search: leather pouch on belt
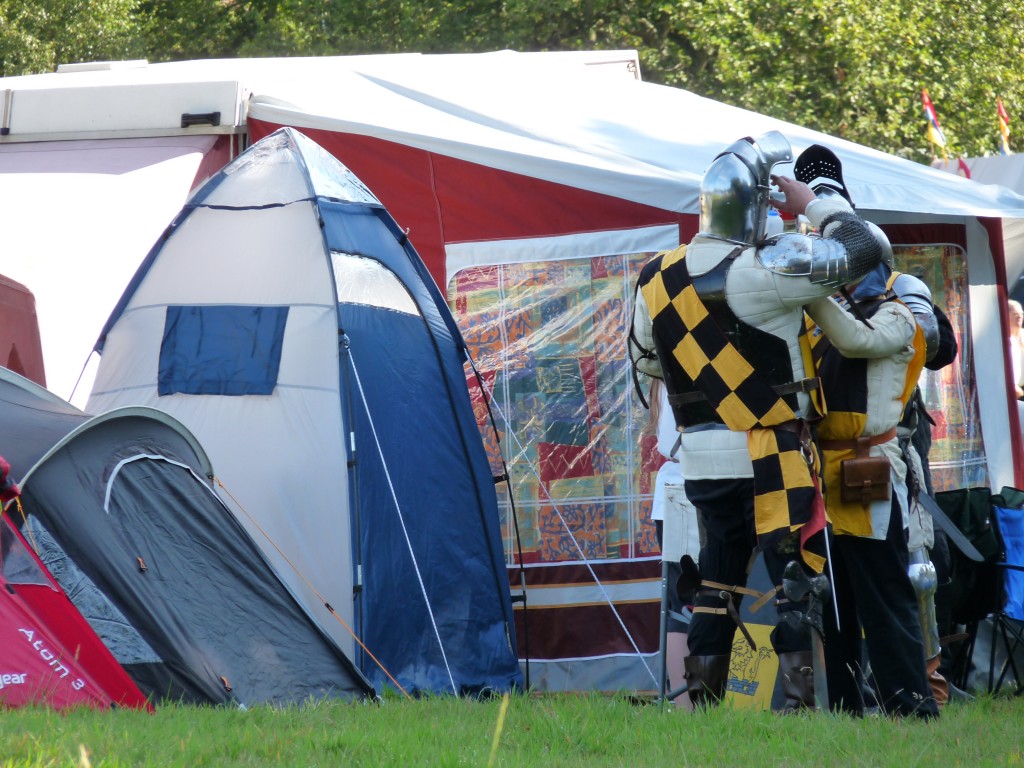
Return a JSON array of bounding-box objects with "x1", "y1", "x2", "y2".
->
[{"x1": 840, "y1": 436, "x2": 891, "y2": 507}]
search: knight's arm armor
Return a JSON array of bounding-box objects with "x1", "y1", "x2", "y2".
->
[
  {"x1": 805, "y1": 295, "x2": 916, "y2": 358},
  {"x1": 756, "y1": 197, "x2": 883, "y2": 291},
  {"x1": 890, "y1": 272, "x2": 940, "y2": 362},
  {"x1": 629, "y1": 288, "x2": 663, "y2": 379}
]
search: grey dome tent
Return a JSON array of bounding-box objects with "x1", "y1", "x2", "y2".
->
[
  {"x1": 88, "y1": 127, "x2": 523, "y2": 696},
  {"x1": 0, "y1": 367, "x2": 373, "y2": 706}
]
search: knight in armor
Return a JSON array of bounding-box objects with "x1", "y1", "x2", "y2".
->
[
  {"x1": 796, "y1": 144, "x2": 955, "y2": 713},
  {"x1": 629, "y1": 131, "x2": 884, "y2": 710},
  {"x1": 805, "y1": 282, "x2": 940, "y2": 718},
  {"x1": 863, "y1": 224, "x2": 961, "y2": 707}
]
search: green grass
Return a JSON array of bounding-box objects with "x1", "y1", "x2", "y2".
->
[{"x1": 1, "y1": 693, "x2": 1022, "y2": 767}]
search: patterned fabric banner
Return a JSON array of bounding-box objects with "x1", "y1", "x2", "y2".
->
[{"x1": 451, "y1": 253, "x2": 661, "y2": 564}]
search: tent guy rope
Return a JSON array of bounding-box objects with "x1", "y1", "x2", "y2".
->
[
  {"x1": 470, "y1": 358, "x2": 660, "y2": 689},
  {"x1": 213, "y1": 477, "x2": 412, "y2": 700},
  {"x1": 344, "y1": 334, "x2": 460, "y2": 695}
]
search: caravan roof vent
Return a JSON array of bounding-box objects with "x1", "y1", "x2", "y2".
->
[{"x1": 56, "y1": 60, "x2": 149, "y2": 74}]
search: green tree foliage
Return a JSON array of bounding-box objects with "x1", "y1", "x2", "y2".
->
[
  {"x1": 213, "y1": 0, "x2": 1024, "y2": 159},
  {"x1": 228, "y1": 1, "x2": 509, "y2": 56},
  {"x1": 132, "y1": 0, "x2": 243, "y2": 60},
  {"x1": 2, "y1": 0, "x2": 1021, "y2": 160},
  {"x1": 0, "y1": 0, "x2": 144, "y2": 77},
  {"x1": 630, "y1": 0, "x2": 1024, "y2": 161}
]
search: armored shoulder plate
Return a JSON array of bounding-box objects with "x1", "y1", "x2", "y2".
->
[
  {"x1": 890, "y1": 272, "x2": 933, "y2": 313},
  {"x1": 891, "y1": 272, "x2": 939, "y2": 360},
  {"x1": 756, "y1": 233, "x2": 850, "y2": 288}
]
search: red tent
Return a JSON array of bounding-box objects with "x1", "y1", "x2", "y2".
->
[
  {"x1": 0, "y1": 274, "x2": 45, "y2": 387},
  {"x1": 1, "y1": 511, "x2": 151, "y2": 710}
]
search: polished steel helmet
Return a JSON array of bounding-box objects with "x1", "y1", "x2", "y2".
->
[{"x1": 698, "y1": 130, "x2": 793, "y2": 245}]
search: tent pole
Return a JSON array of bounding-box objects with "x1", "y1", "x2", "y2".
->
[{"x1": 658, "y1": 560, "x2": 670, "y2": 708}]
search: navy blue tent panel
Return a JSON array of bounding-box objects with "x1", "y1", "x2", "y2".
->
[
  {"x1": 342, "y1": 303, "x2": 519, "y2": 694},
  {"x1": 159, "y1": 305, "x2": 288, "y2": 396},
  {"x1": 320, "y1": 200, "x2": 466, "y2": 353},
  {"x1": 322, "y1": 200, "x2": 521, "y2": 694}
]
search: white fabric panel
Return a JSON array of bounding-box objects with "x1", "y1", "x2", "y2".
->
[
  {"x1": 127, "y1": 204, "x2": 335, "y2": 307},
  {"x1": 91, "y1": 304, "x2": 340, "y2": 397},
  {"x1": 0, "y1": 136, "x2": 216, "y2": 406},
  {"x1": 88, "y1": 307, "x2": 166, "y2": 396},
  {"x1": 251, "y1": 76, "x2": 706, "y2": 217},
  {"x1": 246, "y1": 57, "x2": 1024, "y2": 218},
  {"x1": 520, "y1": 578, "x2": 658, "y2": 609},
  {"x1": 201, "y1": 142, "x2": 312, "y2": 206},
  {"x1": 275, "y1": 307, "x2": 345, "y2": 389},
  {"x1": 89, "y1": 305, "x2": 352, "y2": 653},
  {"x1": 965, "y1": 219, "x2": 1015, "y2": 491},
  {"x1": 936, "y1": 155, "x2": 1024, "y2": 196},
  {"x1": 1005, "y1": 218, "x2": 1024, "y2": 286},
  {"x1": 934, "y1": 156, "x2": 1024, "y2": 285}
]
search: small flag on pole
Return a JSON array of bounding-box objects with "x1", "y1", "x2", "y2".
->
[
  {"x1": 998, "y1": 98, "x2": 1012, "y2": 155},
  {"x1": 921, "y1": 89, "x2": 948, "y2": 159}
]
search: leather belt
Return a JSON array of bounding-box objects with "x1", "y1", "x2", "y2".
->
[
  {"x1": 771, "y1": 419, "x2": 808, "y2": 435},
  {"x1": 819, "y1": 426, "x2": 898, "y2": 452},
  {"x1": 668, "y1": 377, "x2": 820, "y2": 406}
]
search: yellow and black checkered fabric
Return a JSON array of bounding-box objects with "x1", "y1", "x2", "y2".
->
[
  {"x1": 805, "y1": 297, "x2": 927, "y2": 538},
  {"x1": 747, "y1": 426, "x2": 826, "y2": 573},
  {"x1": 640, "y1": 246, "x2": 798, "y2": 432},
  {"x1": 640, "y1": 245, "x2": 827, "y2": 572}
]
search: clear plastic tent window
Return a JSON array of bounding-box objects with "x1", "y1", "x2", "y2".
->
[
  {"x1": 449, "y1": 243, "x2": 986, "y2": 564},
  {"x1": 218, "y1": 129, "x2": 379, "y2": 206},
  {"x1": 1, "y1": 514, "x2": 50, "y2": 587},
  {"x1": 293, "y1": 131, "x2": 379, "y2": 205},
  {"x1": 331, "y1": 252, "x2": 419, "y2": 316},
  {"x1": 449, "y1": 253, "x2": 660, "y2": 564},
  {"x1": 892, "y1": 243, "x2": 988, "y2": 491}
]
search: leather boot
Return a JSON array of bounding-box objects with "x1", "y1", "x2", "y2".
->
[
  {"x1": 926, "y1": 654, "x2": 949, "y2": 708},
  {"x1": 776, "y1": 651, "x2": 815, "y2": 710},
  {"x1": 684, "y1": 654, "x2": 730, "y2": 709}
]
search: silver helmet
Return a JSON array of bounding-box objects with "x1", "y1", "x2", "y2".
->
[{"x1": 698, "y1": 130, "x2": 793, "y2": 246}]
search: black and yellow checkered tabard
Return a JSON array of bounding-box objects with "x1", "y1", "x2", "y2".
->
[
  {"x1": 639, "y1": 244, "x2": 827, "y2": 572},
  {"x1": 805, "y1": 296, "x2": 927, "y2": 537}
]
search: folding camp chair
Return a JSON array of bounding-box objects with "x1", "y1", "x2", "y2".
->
[
  {"x1": 943, "y1": 487, "x2": 1024, "y2": 695},
  {"x1": 983, "y1": 497, "x2": 1024, "y2": 695}
]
